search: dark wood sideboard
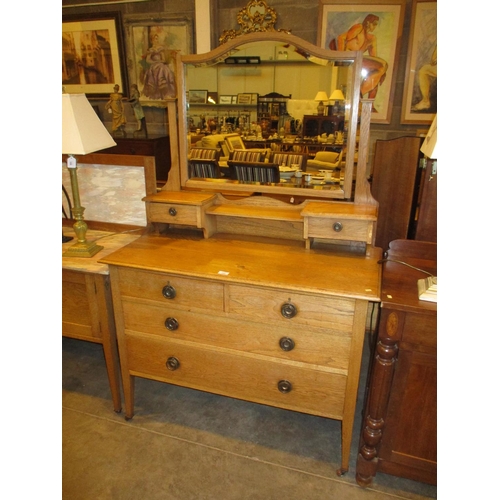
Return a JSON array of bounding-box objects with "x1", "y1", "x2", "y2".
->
[
  {"x1": 101, "y1": 135, "x2": 171, "y2": 184},
  {"x1": 356, "y1": 239, "x2": 437, "y2": 486}
]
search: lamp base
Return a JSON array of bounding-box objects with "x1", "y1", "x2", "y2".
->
[{"x1": 63, "y1": 240, "x2": 104, "y2": 258}]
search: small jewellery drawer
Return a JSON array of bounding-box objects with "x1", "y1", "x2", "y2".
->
[
  {"x1": 121, "y1": 301, "x2": 352, "y2": 370},
  {"x1": 125, "y1": 332, "x2": 347, "y2": 419},
  {"x1": 147, "y1": 202, "x2": 200, "y2": 226},
  {"x1": 306, "y1": 217, "x2": 373, "y2": 243},
  {"x1": 227, "y1": 284, "x2": 355, "y2": 333},
  {"x1": 116, "y1": 268, "x2": 224, "y2": 311}
]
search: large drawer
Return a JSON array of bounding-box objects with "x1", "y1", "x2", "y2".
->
[
  {"x1": 122, "y1": 299, "x2": 352, "y2": 371},
  {"x1": 227, "y1": 284, "x2": 355, "y2": 332},
  {"x1": 125, "y1": 332, "x2": 347, "y2": 419},
  {"x1": 116, "y1": 267, "x2": 224, "y2": 312}
]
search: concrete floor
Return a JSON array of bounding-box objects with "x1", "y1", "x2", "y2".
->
[{"x1": 62, "y1": 335, "x2": 437, "y2": 500}]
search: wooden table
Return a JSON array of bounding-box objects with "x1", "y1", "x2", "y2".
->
[
  {"x1": 356, "y1": 239, "x2": 437, "y2": 486},
  {"x1": 62, "y1": 229, "x2": 140, "y2": 412}
]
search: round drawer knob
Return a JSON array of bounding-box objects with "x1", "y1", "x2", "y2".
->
[
  {"x1": 162, "y1": 284, "x2": 176, "y2": 299},
  {"x1": 277, "y1": 380, "x2": 293, "y2": 394},
  {"x1": 281, "y1": 302, "x2": 297, "y2": 319},
  {"x1": 166, "y1": 356, "x2": 180, "y2": 371},
  {"x1": 279, "y1": 337, "x2": 295, "y2": 351},
  {"x1": 164, "y1": 317, "x2": 179, "y2": 331},
  {"x1": 168, "y1": 207, "x2": 177, "y2": 216},
  {"x1": 333, "y1": 221, "x2": 343, "y2": 232}
]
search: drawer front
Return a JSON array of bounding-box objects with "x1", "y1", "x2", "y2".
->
[
  {"x1": 307, "y1": 217, "x2": 372, "y2": 243},
  {"x1": 227, "y1": 284, "x2": 355, "y2": 333},
  {"x1": 146, "y1": 202, "x2": 200, "y2": 226},
  {"x1": 125, "y1": 332, "x2": 347, "y2": 419},
  {"x1": 117, "y1": 267, "x2": 224, "y2": 312},
  {"x1": 122, "y1": 300, "x2": 352, "y2": 371}
]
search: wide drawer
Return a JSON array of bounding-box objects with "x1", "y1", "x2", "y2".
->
[
  {"x1": 306, "y1": 217, "x2": 373, "y2": 243},
  {"x1": 122, "y1": 299, "x2": 352, "y2": 371},
  {"x1": 146, "y1": 202, "x2": 201, "y2": 226},
  {"x1": 116, "y1": 267, "x2": 224, "y2": 312},
  {"x1": 227, "y1": 284, "x2": 355, "y2": 332},
  {"x1": 125, "y1": 332, "x2": 347, "y2": 419}
]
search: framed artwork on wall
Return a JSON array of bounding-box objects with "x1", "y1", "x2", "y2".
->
[
  {"x1": 188, "y1": 90, "x2": 208, "y2": 104},
  {"x1": 124, "y1": 17, "x2": 192, "y2": 103},
  {"x1": 318, "y1": 0, "x2": 405, "y2": 124},
  {"x1": 62, "y1": 12, "x2": 129, "y2": 98},
  {"x1": 400, "y1": 0, "x2": 437, "y2": 124}
]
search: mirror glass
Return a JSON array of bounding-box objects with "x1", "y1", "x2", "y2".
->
[{"x1": 178, "y1": 34, "x2": 361, "y2": 200}]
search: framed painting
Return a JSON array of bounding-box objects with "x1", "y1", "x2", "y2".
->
[
  {"x1": 219, "y1": 95, "x2": 233, "y2": 104},
  {"x1": 124, "y1": 17, "x2": 192, "y2": 102},
  {"x1": 188, "y1": 90, "x2": 208, "y2": 104},
  {"x1": 62, "y1": 12, "x2": 129, "y2": 98},
  {"x1": 318, "y1": 0, "x2": 405, "y2": 124},
  {"x1": 237, "y1": 93, "x2": 252, "y2": 105},
  {"x1": 224, "y1": 133, "x2": 246, "y2": 152},
  {"x1": 401, "y1": 0, "x2": 437, "y2": 124}
]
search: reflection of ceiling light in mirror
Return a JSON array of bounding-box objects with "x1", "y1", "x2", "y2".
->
[
  {"x1": 208, "y1": 97, "x2": 216, "y2": 104},
  {"x1": 361, "y1": 68, "x2": 368, "y2": 78}
]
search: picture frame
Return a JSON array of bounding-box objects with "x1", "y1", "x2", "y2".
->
[
  {"x1": 188, "y1": 90, "x2": 208, "y2": 104},
  {"x1": 400, "y1": 0, "x2": 437, "y2": 124},
  {"x1": 250, "y1": 93, "x2": 259, "y2": 105},
  {"x1": 124, "y1": 16, "x2": 192, "y2": 102},
  {"x1": 219, "y1": 95, "x2": 233, "y2": 105},
  {"x1": 219, "y1": 141, "x2": 230, "y2": 158},
  {"x1": 208, "y1": 92, "x2": 218, "y2": 104},
  {"x1": 231, "y1": 96, "x2": 238, "y2": 104},
  {"x1": 237, "y1": 93, "x2": 252, "y2": 105},
  {"x1": 62, "y1": 12, "x2": 129, "y2": 98},
  {"x1": 318, "y1": 0, "x2": 405, "y2": 124},
  {"x1": 224, "y1": 133, "x2": 246, "y2": 152}
]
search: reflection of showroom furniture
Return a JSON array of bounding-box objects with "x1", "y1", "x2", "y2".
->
[
  {"x1": 229, "y1": 149, "x2": 267, "y2": 162},
  {"x1": 189, "y1": 147, "x2": 220, "y2": 160},
  {"x1": 306, "y1": 150, "x2": 342, "y2": 171},
  {"x1": 269, "y1": 152, "x2": 308, "y2": 170},
  {"x1": 228, "y1": 160, "x2": 280, "y2": 183},
  {"x1": 302, "y1": 114, "x2": 344, "y2": 137},
  {"x1": 356, "y1": 239, "x2": 437, "y2": 487},
  {"x1": 257, "y1": 92, "x2": 291, "y2": 132},
  {"x1": 188, "y1": 159, "x2": 221, "y2": 179}
]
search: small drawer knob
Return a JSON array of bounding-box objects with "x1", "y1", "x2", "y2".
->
[
  {"x1": 162, "y1": 284, "x2": 176, "y2": 299},
  {"x1": 333, "y1": 221, "x2": 343, "y2": 232},
  {"x1": 164, "y1": 317, "x2": 179, "y2": 331},
  {"x1": 279, "y1": 337, "x2": 295, "y2": 351},
  {"x1": 168, "y1": 207, "x2": 177, "y2": 216},
  {"x1": 277, "y1": 380, "x2": 293, "y2": 394},
  {"x1": 166, "y1": 356, "x2": 180, "y2": 371},
  {"x1": 281, "y1": 302, "x2": 297, "y2": 319}
]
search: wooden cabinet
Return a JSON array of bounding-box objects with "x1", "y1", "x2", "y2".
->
[
  {"x1": 102, "y1": 234, "x2": 382, "y2": 475},
  {"x1": 356, "y1": 239, "x2": 437, "y2": 486},
  {"x1": 303, "y1": 114, "x2": 344, "y2": 137},
  {"x1": 101, "y1": 135, "x2": 171, "y2": 183}
]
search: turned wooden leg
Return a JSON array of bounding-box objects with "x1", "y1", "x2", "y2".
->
[{"x1": 356, "y1": 310, "x2": 400, "y2": 486}]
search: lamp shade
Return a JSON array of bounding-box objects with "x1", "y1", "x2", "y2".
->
[
  {"x1": 420, "y1": 114, "x2": 437, "y2": 159},
  {"x1": 62, "y1": 93, "x2": 116, "y2": 155},
  {"x1": 314, "y1": 91, "x2": 329, "y2": 102},
  {"x1": 329, "y1": 89, "x2": 345, "y2": 101}
]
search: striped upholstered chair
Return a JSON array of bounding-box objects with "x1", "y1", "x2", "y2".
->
[
  {"x1": 269, "y1": 152, "x2": 308, "y2": 171},
  {"x1": 228, "y1": 149, "x2": 266, "y2": 162}
]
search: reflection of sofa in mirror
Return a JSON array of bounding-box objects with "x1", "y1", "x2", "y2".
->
[
  {"x1": 306, "y1": 150, "x2": 342, "y2": 171},
  {"x1": 188, "y1": 159, "x2": 221, "y2": 179},
  {"x1": 228, "y1": 161, "x2": 280, "y2": 183},
  {"x1": 229, "y1": 149, "x2": 267, "y2": 162},
  {"x1": 269, "y1": 151, "x2": 308, "y2": 171}
]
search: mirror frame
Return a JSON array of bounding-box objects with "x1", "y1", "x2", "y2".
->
[{"x1": 176, "y1": 31, "x2": 364, "y2": 201}]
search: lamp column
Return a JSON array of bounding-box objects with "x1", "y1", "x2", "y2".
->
[{"x1": 63, "y1": 155, "x2": 103, "y2": 258}]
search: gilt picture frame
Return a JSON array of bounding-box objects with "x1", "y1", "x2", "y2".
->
[
  {"x1": 124, "y1": 16, "x2": 192, "y2": 103},
  {"x1": 400, "y1": 0, "x2": 437, "y2": 124},
  {"x1": 62, "y1": 12, "x2": 129, "y2": 98},
  {"x1": 318, "y1": 0, "x2": 405, "y2": 124}
]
